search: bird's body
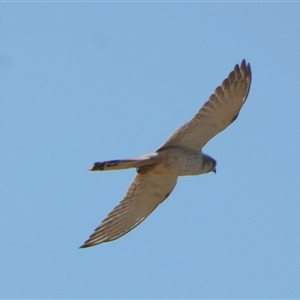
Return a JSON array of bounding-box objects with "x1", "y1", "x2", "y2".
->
[
  {"x1": 91, "y1": 147, "x2": 215, "y2": 176},
  {"x1": 80, "y1": 59, "x2": 252, "y2": 248},
  {"x1": 150, "y1": 147, "x2": 215, "y2": 176}
]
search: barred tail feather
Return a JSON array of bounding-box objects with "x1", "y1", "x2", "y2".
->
[{"x1": 88, "y1": 156, "x2": 155, "y2": 172}]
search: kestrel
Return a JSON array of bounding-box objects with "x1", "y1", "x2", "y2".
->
[{"x1": 80, "y1": 59, "x2": 252, "y2": 248}]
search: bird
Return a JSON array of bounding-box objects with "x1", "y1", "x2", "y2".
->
[{"x1": 80, "y1": 59, "x2": 252, "y2": 248}]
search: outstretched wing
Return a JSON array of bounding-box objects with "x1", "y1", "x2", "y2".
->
[
  {"x1": 158, "y1": 60, "x2": 252, "y2": 151},
  {"x1": 80, "y1": 173, "x2": 177, "y2": 248}
]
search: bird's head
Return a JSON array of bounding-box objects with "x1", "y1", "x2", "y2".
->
[{"x1": 202, "y1": 154, "x2": 217, "y2": 174}]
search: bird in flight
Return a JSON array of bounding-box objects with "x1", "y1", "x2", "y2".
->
[{"x1": 80, "y1": 59, "x2": 252, "y2": 248}]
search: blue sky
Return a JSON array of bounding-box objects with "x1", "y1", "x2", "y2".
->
[{"x1": 1, "y1": 2, "x2": 300, "y2": 298}]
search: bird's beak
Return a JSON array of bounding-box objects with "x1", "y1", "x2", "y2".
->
[{"x1": 212, "y1": 167, "x2": 216, "y2": 174}]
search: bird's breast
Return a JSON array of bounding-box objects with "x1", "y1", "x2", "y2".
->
[{"x1": 152, "y1": 147, "x2": 204, "y2": 176}]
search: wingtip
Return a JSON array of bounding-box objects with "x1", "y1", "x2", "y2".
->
[
  {"x1": 241, "y1": 59, "x2": 252, "y2": 97},
  {"x1": 238, "y1": 59, "x2": 252, "y2": 88},
  {"x1": 247, "y1": 61, "x2": 252, "y2": 78},
  {"x1": 79, "y1": 240, "x2": 93, "y2": 249},
  {"x1": 240, "y1": 59, "x2": 251, "y2": 77},
  {"x1": 239, "y1": 59, "x2": 247, "y2": 72},
  {"x1": 79, "y1": 241, "x2": 100, "y2": 249}
]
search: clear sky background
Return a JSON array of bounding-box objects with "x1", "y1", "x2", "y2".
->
[{"x1": 1, "y1": 2, "x2": 300, "y2": 299}]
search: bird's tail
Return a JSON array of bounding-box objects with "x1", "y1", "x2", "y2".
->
[{"x1": 88, "y1": 154, "x2": 156, "y2": 172}]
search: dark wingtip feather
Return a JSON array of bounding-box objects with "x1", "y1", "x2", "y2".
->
[
  {"x1": 247, "y1": 62, "x2": 252, "y2": 79},
  {"x1": 79, "y1": 239, "x2": 95, "y2": 249},
  {"x1": 241, "y1": 59, "x2": 252, "y2": 99},
  {"x1": 80, "y1": 240, "x2": 101, "y2": 249}
]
